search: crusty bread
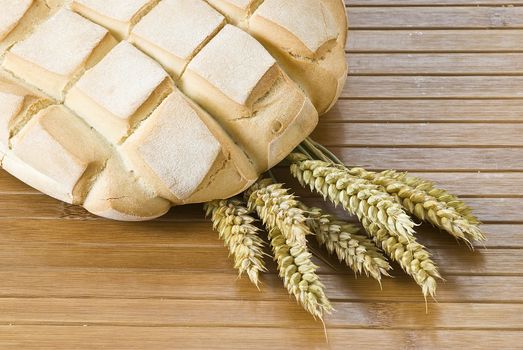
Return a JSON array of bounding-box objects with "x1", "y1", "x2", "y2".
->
[
  {"x1": 0, "y1": 0, "x2": 33, "y2": 40},
  {"x1": 209, "y1": 0, "x2": 348, "y2": 114},
  {"x1": 0, "y1": 0, "x2": 347, "y2": 221}
]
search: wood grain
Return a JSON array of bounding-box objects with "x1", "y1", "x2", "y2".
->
[
  {"x1": 347, "y1": 0, "x2": 523, "y2": 5},
  {"x1": 325, "y1": 99, "x2": 523, "y2": 122},
  {"x1": 342, "y1": 76, "x2": 523, "y2": 98},
  {"x1": 0, "y1": 244, "x2": 517, "y2": 276},
  {"x1": 2, "y1": 327, "x2": 522, "y2": 350},
  {"x1": 313, "y1": 123, "x2": 523, "y2": 146},
  {"x1": 0, "y1": 270, "x2": 521, "y2": 302},
  {"x1": 348, "y1": 53, "x2": 523, "y2": 75},
  {"x1": 348, "y1": 7, "x2": 523, "y2": 29},
  {"x1": 330, "y1": 147, "x2": 523, "y2": 171},
  {"x1": 0, "y1": 2, "x2": 521, "y2": 349},
  {"x1": 347, "y1": 30, "x2": 523, "y2": 52},
  {"x1": 0, "y1": 298, "x2": 521, "y2": 329}
]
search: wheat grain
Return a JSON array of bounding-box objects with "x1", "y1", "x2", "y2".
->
[
  {"x1": 288, "y1": 155, "x2": 417, "y2": 241},
  {"x1": 361, "y1": 217, "x2": 441, "y2": 298},
  {"x1": 204, "y1": 199, "x2": 267, "y2": 287},
  {"x1": 382, "y1": 170, "x2": 480, "y2": 225},
  {"x1": 302, "y1": 138, "x2": 479, "y2": 225},
  {"x1": 246, "y1": 179, "x2": 333, "y2": 318},
  {"x1": 269, "y1": 226, "x2": 333, "y2": 319},
  {"x1": 347, "y1": 168, "x2": 485, "y2": 243},
  {"x1": 305, "y1": 206, "x2": 391, "y2": 282},
  {"x1": 246, "y1": 178, "x2": 312, "y2": 246}
]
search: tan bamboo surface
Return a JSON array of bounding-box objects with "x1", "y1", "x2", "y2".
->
[{"x1": 1, "y1": 1, "x2": 523, "y2": 349}]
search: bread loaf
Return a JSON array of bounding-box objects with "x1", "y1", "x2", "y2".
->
[{"x1": 0, "y1": 0, "x2": 347, "y2": 221}]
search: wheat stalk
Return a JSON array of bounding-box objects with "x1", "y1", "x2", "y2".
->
[
  {"x1": 361, "y1": 217, "x2": 441, "y2": 298},
  {"x1": 288, "y1": 154, "x2": 417, "y2": 241},
  {"x1": 246, "y1": 178, "x2": 333, "y2": 318},
  {"x1": 269, "y1": 226, "x2": 333, "y2": 319},
  {"x1": 347, "y1": 168, "x2": 485, "y2": 244},
  {"x1": 246, "y1": 178, "x2": 311, "y2": 246},
  {"x1": 304, "y1": 206, "x2": 391, "y2": 283},
  {"x1": 287, "y1": 149, "x2": 440, "y2": 297},
  {"x1": 204, "y1": 199, "x2": 267, "y2": 287},
  {"x1": 302, "y1": 137, "x2": 480, "y2": 227}
]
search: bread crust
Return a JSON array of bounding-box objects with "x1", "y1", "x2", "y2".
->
[{"x1": 0, "y1": 0, "x2": 347, "y2": 221}]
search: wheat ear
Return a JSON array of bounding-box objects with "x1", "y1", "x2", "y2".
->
[
  {"x1": 304, "y1": 206, "x2": 391, "y2": 283},
  {"x1": 288, "y1": 154, "x2": 417, "y2": 241},
  {"x1": 269, "y1": 226, "x2": 334, "y2": 319},
  {"x1": 361, "y1": 217, "x2": 441, "y2": 298},
  {"x1": 204, "y1": 199, "x2": 267, "y2": 287},
  {"x1": 302, "y1": 137, "x2": 479, "y2": 224},
  {"x1": 246, "y1": 178, "x2": 312, "y2": 246},
  {"x1": 347, "y1": 168, "x2": 485, "y2": 244},
  {"x1": 381, "y1": 170, "x2": 480, "y2": 225},
  {"x1": 246, "y1": 179, "x2": 333, "y2": 319}
]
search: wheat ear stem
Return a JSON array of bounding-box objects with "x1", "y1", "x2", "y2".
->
[
  {"x1": 347, "y1": 168, "x2": 485, "y2": 244},
  {"x1": 288, "y1": 155, "x2": 417, "y2": 241},
  {"x1": 305, "y1": 206, "x2": 391, "y2": 283},
  {"x1": 381, "y1": 170, "x2": 480, "y2": 225},
  {"x1": 246, "y1": 178, "x2": 312, "y2": 246},
  {"x1": 204, "y1": 199, "x2": 267, "y2": 287},
  {"x1": 304, "y1": 137, "x2": 479, "y2": 227},
  {"x1": 246, "y1": 179, "x2": 333, "y2": 319},
  {"x1": 361, "y1": 217, "x2": 441, "y2": 299},
  {"x1": 269, "y1": 226, "x2": 334, "y2": 319}
]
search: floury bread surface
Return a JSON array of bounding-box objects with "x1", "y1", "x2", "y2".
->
[{"x1": 0, "y1": 0, "x2": 348, "y2": 221}]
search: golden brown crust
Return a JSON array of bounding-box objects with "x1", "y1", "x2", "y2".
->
[{"x1": 0, "y1": 0, "x2": 346, "y2": 221}]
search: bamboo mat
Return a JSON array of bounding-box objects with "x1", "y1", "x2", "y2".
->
[{"x1": 1, "y1": 1, "x2": 522, "y2": 349}]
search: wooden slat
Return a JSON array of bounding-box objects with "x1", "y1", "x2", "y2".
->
[
  {"x1": 0, "y1": 269, "x2": 521, "y2": 303},
  {"x1": 342, "y1": 76, "x2": 523, "y2": 98},
  {"x1": 411, "y1": 172, "x2": 523, "y2": 197},
  {"x1": 0, "y1": 298, "x2": 520, "y2": 329},
  {"x1": 1, "y1": 217, "x2": 522, "y2": 250},
  {"x1": 0, "y1": 237, "x2": 519, "y2": 276},
  {"x1": 313, "y1": 123, "x2": 523, "y2": 147},
  {"x1": 329, "y1": 302, "x2": 523, "y2": 329},
  {"x1": 348, "y1": 53, "x2": 523, "y2": 75},
  {"x1": 348, "y1": 7, "x2": 523, "y2": 29},
  {"x1": 2, "y1": 326, "x2": 523, "y2": 350},
  {"x1": 0, "y1": 172, "x2": 39, "y2": 194},
  {"x1": 430, "y1": 247, "x2": 523, "y2": 275},
  {"x1": 461, "y1": 198, "x2": 523, "y2": 222},
  {"x1": 347, "y1": 0, "x2": 523, "y2": 5},
  {"x1": 324, "y1": 99, "x2": 523, "y2": 122},
  {"x1": 0, "y1": 244, "x2": 237, "y2": 271},
  {"x1": 347, "y1": 30, "x2": 523, "y2": 52},
  {"x1": 331, "y1": 147, "x2": 523, "y2": 171},
  {"x1": 0, "y1": 220, "x2": 219, "y2": 246}
]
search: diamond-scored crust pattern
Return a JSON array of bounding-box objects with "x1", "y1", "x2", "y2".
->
[{"x1": 0, "y1": 0, "x2": 347, "y2": 221}]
